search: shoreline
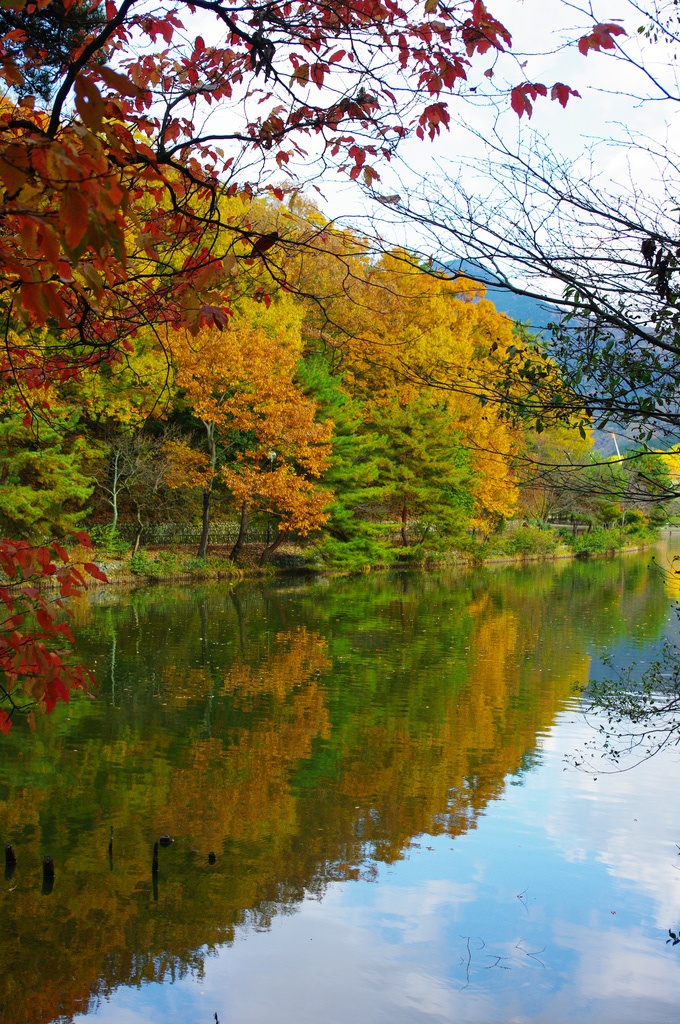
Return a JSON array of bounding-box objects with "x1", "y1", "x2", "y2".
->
[{"x1": 74, "y1": 537, "x2": 662, "y2": 590}]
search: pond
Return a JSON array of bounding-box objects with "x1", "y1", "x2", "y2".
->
[{"x1": 1, "y1": 546, "x2": 680, "y2": 1024}]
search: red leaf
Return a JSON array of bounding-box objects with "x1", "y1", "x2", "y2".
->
[
  {"x1": 98, "y1": 65, "x2": 142, "y2": 99},
  {"x1": 74, "y1": 75, "x2": 105, "y2": 131},
  {"x1": 551, "y1": 82, "x2": 581, "y2": 107},
  {"x1": 74, "y1": 531, "x2": 93, "y2": 548},
  {"x1": 578, "y1": 22, "x2": 626, "y2": 55},
  {"x1": 0, "y1": 710, "x2": 11, "y2": 737},
  {"x1": 36, "y1": 608, "x2": 53, "y2": 631},
  {"x1": 60, "y1": 189, "x2": 90, "y2": 249},
  {"x1": 84, "y1": 562, "x2": 108, "y2": 582},
  {"x1": 51, "y1": 543, "x2": 68, "y2": 562}
]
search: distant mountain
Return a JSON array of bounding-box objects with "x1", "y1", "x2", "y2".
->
[
  {"x1": 442, "y1": 263, "x2": 680, "y2": 455},
  {"x1": 446, "y1": 259, "x2": 558, "y2": 332}
]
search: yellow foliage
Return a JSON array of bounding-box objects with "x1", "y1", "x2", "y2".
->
[
  {"x1": 169, "y1": 293, "x2": 333, "y2": 531},
  {"x1": 338, "y1": 252, "x2": 523, "y2": 526},
  {"x1": 163, "y1": 440, "x2": 214, "y2": 489}
]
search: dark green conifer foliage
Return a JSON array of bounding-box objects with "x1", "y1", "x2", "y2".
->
[
  {"x1": 371, "y1": 395, "x2": 475, "y2": 547},
  {"x1": 1, "y1": 1, "x2": 105, "y2": 100},
  {"x1": 297, "y1": 357, "x2": 393, "y2": 570},
  {"x1": 0, "y1": 408, "x2": 93, "y2": 539}
]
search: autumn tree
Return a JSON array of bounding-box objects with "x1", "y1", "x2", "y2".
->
[
  {"x1": 169, "y1": 296, "x2": 332, "y2": 560},
  {"x1": 335, "y1": 253, "x2": 522, "y2": 530}
]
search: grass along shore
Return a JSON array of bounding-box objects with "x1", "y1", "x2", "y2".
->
[{"x1": 76, "y1": 522, "x2": 662, "y2": 584}]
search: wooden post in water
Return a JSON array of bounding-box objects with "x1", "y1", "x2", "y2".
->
[
  {"x1": 42, "y1": 855, "x2": 54, "y2": 895},
  {"x1": 5, "y1": 843, "x2": 16, "y2": 880},
  {"x1": 151, "y1": 841, "x2": 159, "y2": 902}
]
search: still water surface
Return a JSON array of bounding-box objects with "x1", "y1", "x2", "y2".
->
[{"x1": 1, "y1": 548, "x2": 680, "y2": 1024}]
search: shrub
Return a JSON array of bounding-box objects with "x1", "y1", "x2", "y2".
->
[
  {"x1": 569, "y1": 525, "x2": 655, "y2": 558},
  {"x1": 128, "y1": 551, "x2": 155, "y2": 575},
  {"x1": 485, "y1": 525, "x2": 559, "y2": 558},
  {"x1": 153, "y1": 551, "x2": 181, "y2": 575},
  {"x1": 89, "y1": 525, "x2": 129, "y2": 558},
  {"x1": 317, "y1": 535, "x2": 393, "y2": 573},
  {"x1": 185, "y1": 556, "x2": 209, "y2": 573}
]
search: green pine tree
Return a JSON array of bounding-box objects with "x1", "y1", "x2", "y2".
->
[
  {"x1": 297, "y1": 356, "x2": 393, "y2": 570},
  {"x1": 371, "y1": 394, "x2": 475, "y2": 549},
  {"x1": 0, "y1": 408, "x2": 94, "y2": 540}
]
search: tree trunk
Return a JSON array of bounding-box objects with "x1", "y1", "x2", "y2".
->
[
  {"x1": 132, "y1": 505, "x2": 143, "y2": 555},
  {"x1": 198, "y1": 487, "x2": 211, "y2": 557},
  {"x1": 198, "y1": 419, "x2": 217, "y2": 558},
  {"x1": 401, "y1": 502, "x2": 408, "y2": 546},
  {"x1": 111, "y1": 449, "x2": 120, "y2": 531},
  {"x1": 258, "y1": 528, "x2": 288, "y2": 565},
  {"x1": 229, "y1": 501, "x2": 248, "y2": 561}
]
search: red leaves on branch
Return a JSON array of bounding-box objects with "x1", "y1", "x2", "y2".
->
[
  {"x1": 511, "y1": 81, "x2": 580, "y2": 118},
  {"x1": 0, "y1": 538, "x2": 107, "y2": 735},
  {"x1": 0, "y1": 0, "x2": 604, "y2": 368},
  {"x1": 578, "y1": 23, "x2": 626, "y2": 55},
  {"x1": 510, "y1": 83, "x2": 545, "y2": 118},
  {"x1": 461, "y1": 0, "x2": 512, "y2": 56},
  {"x1": 551, "y1": 82, "x2": 581, "y2": 108},
  {"x1": 416, "y1": 102, "x2": 451, "y2": 140}
]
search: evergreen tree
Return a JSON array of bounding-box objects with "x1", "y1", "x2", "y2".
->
[
  {"x1": 371, "y1": 395, "x2": 475, "y2": 547},
  {"x1": 0, "y1": 408, "x2": 93, "y2": 540},
  {"x1": 1, "y1": 1, "x2": 105, "y2": 101},
  {"x1": 297, "y1": 357, "x2": 392, "y2": 570}
]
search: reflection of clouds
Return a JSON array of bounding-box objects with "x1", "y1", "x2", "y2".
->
[
  {"x1": 77, "y1": 706, "x2": 680, "y2": 1024},
  {"x1": 540, "y1": 714, "x2": 680, "y2": 925},
  {"x1": 552, "y1": 920, "x2": 679, "y2": 1022},
  {"x1": 196, "y1": 892, "x2": 504, "y2": 1024},
  {"x1": 79, "y1": 997, "x2": 168, "y2": 1023},
  {"x1": 372, "y1": 879, "x2": 477, "y2": 943},
  {"x1": 398, "y1": 969, "x2": 457, "y2": 1018}
]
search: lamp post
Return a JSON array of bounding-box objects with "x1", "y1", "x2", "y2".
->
[{"x1": 266, "y1": 450, "x2": 276, "y2": 545}]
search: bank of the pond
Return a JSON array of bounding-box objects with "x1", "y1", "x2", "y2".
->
[{"x1": 80, "y1": 524, "x2": 664, "y2": 586}]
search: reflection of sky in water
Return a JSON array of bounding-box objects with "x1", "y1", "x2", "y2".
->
[
  {"x1": 0, "y1": 541, "x2": 671, "y2": 1024},
  {"x1": 82, "y1": 702, "x2": 680, "y2": 1024}
]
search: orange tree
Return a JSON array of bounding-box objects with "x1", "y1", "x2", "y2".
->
[
  {"x1": 168, "y1": 296, "x2": 332, "y2": 561},
  {"x1": 0, "y1": 0, "x2": 608, "y2": 730}
]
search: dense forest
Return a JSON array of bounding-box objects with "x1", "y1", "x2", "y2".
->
[{"x1": 1, "y1": 198, "x2": 674, "y2": 575}]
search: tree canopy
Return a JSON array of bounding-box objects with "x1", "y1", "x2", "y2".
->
[{"x1": 0, "y1": 0, "x2": 628, "y2": 731}]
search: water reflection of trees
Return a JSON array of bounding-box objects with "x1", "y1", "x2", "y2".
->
[{"x1": 0, "y1": 555, "x2": 668, "y2": 1024}]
